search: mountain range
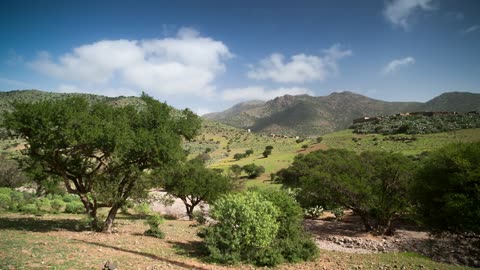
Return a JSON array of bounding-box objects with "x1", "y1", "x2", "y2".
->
[{"x1": 204, "y1": 91, "x2": 480, "y2": 136}]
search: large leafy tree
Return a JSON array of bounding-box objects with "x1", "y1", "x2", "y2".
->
[
  {"x1": 2, "y1": 94, "x2": 200, "y2": 232},
  {"x1": 277, "y1": 149, "x2": 415, "y2": 234},
  {"x1": 160, "y1": 159, "x2": 233, "y2": 219},
  {"x1": 414, "y1": 142, "x2": 480, "y2": 237}
]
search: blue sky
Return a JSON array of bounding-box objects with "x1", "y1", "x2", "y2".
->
[{"x1": 1, "y1": 0, "x2": 479, "y2": 114}]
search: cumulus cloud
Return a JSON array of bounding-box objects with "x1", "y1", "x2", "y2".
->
[
  {"x1": 383, "y1": 0, "x2": 434, "y2": 30},
  {"x1": 382, "y1": 56, "x2": 415, "y2": 74},
  {"x1": 28, "y1": 27, "x2": 232, "y2": 97},
  {"x1": 462, "y1": 25, "x2": 480, "y2": 35},
  {"x1": 194, "y1": 107, "x2": 212, "y2": 116},
  {"x1": 247, "y1": 44, "x2": 352, "y2": 83},
  {"x1": 221, "y1": 86, "x2": 313, "y2": 102}
]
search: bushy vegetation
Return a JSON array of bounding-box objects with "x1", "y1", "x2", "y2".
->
[
  {"x1": 3, "y1": 93, "x2": 201, "y2": 232},
  {"x1": 351, "y1": 113, "x2": 480, "y2": 135},
  {"x1": 160, "y1": 159, "x2": 233, "y2": 219},
  {"x1": 0, "y1": 188, "x2": 83, "y2": 215},
  {"x1": 277, "y1": 149, "x2": 416, "y2": 234},
  {"x1": 413, "y1": 141, "x2": 480, "y2": 236},
  {"x1": 200, "y1": 190, "x2": 318, "y2": 267},
  {"x1": 144, "y1": 213, "x2": 165, "y2": 239},
  {"x1": 242, "y1": 163, "x2": 265, "y2": 179}
]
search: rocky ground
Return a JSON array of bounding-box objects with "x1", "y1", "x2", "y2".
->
[
  {"x1": 305, "y1": 216, "x2": 480, "y2": 268},
  {"x1": 148, "y1": 193, "x2": 479, "y2": 268}
]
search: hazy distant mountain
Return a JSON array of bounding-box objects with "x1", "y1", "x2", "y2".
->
[{"x1": 203, "y1": 91, "x2": 480, "y2": 136}]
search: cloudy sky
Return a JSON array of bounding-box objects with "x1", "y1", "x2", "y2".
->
[{"x1": 1, "y1": 0, "x2": 479, "y2": 115}]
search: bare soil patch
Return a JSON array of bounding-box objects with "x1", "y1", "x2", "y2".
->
[{"x1": 305, "y1": 212, "x2": 480, "y2": 268}]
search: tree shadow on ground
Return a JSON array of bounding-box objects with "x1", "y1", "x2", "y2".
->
[
  {"x1": 167, "y1": 240, "x2": 207, "y2": 259},
  {"x1": 76, "y1": 239, "x2": 210, "y2": 270},
  {"x1": 0, "y1": 215, "x2": 88, "y2": 232}
]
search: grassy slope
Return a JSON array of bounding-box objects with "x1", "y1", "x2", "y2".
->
[{"x1": 194, "y1": 121, "x2": 480, "y2": 188}]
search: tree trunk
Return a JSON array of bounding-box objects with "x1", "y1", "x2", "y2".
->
[
  {"x1": 79, "y1": 194, "x2": 99, "y2": 231},
  {"x1": 355, "y1": 210, "x2": 373, "y2": 232},
  {"x1": 103, "y1": 204, "x2": 120, "y2": 233},
  {"x1": 185, "y1": 204, "x2": 194, "y2": 220}
]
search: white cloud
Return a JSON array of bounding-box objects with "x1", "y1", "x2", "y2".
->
[
  {"x1": 28, "y1": 27, "x2": 232, "y2": 98},
  {"x1": 383, "y1": 0, "x2": 434, "y2": 30},
  {"x1": 382, "y1": 56, "x2": 415, "y2": 74},
  {"x1": 462, "y1": 25, "x2": 480, "y2": 34},
  {"x1": 247, "y1": 44, "x2": 352, "y2": 83},
  {"x1": 194, "y1": 107, "x2": 212, "y2": 116},
  {"x1": 221, "y1": 86, "x2": 313, "y2": 102}
]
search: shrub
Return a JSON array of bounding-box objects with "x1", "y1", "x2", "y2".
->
[
  {"x1": 35, "y1": 198, "x2": 51, "y2": 212},
  {"x1": 144, "y1": 213, "x2": 165, "y2": 239},
  {"x1": 62, "y1": 194, "x2": 78, "y2": 203},
  {"x1": 201, "y1": 192, "x2": 280, "y2": 266},
  {"x1": 192, "y1": 210, "x2": 207, "y2": 225},
  {"x1": 65, "y1": 201, "x2": 85, "y2": 214},
  {"x1": 262, "y1": 149, "x2": 272, "y2": 158},
  {"x1": 332, "y1": 207, "x2": 345, "y2": 221},
  {"x1": 233, "y1": 153, "x2": 246, "y2": 160},
  {"x1": 301, "y1": 144, "x2": 308, "y2": 149},
  {"x1": 21, "y1": 203, "x2": 40, "y2": 215},
  {"x1": 0, "y1": 193, "x2": 11, "y2": 210},
  {"x1": 242, "y1": 164, "x2": 265, "y2": 179},
  {"x1": 133, "y1": 202, "x2": 152, "y2": 217},
  {"x1": 265, "y1": 145, "x2": 274, "y2": 150},
  {"x1": 9, "y1": 190, "x2": 26, "y2": 211},
  {"x1": 50, "y1": 199, "x2": 66, "y2": 214},
  {"x1": 413, "y1": 142, "x2": 480, "y2": 236},
  {"x1": 304, "y1": 206, "x2": 324, "y2": 219},
  {"x1": 256, "y1": 189, "x2": 319, "y2": 263},
  {"x1": 316, "y1": 137, "x2": 323, "y2": 143}
]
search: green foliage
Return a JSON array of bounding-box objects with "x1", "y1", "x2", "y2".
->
[
  {"x1": 265, "y1": 145, "x2": 274, "y2": 150},
  {"x1": 245, "y1": 149, "x2": 254, "y2": 156},
  {"x1": 192, "y1": 210, "x2": 207, "y2": 225},
  {"x1": 332, "y1": 207, "x2": 345, "y2": 221},
  {"x1": 65, "y1": 201, "x2": 85, "y2": 214},
  {"x1": 0, "y1": 193, "x2": 10, "y2": 210},
  {"x1": 50, "y1": 199, "x2": 66, "y2": 214},
  {"x1": 242, "y1": 163, "x2": 265, "y2": 179},
  {"x1": 35, "y1": 198, "x2": 51, "y2": 212},
  {"x1": 201, "y1": 192, "x2": 280, "y2": 266},
  {"x1": 0, "y1": 154, "x2": 27, "y2": 188},
  {"x1": 21, "y1": 203, "x2": 40, "y2": 215},
  {"x1": 316, "y1": 136, "x2": 323, "y2": 143},
  {"x1": 229, "y1": 164, "x2": 243, "y2": 178},
  {"x1": 262, "y1": 149, "x2": 271, "y2": 158},
  {"x1": 133, "y1": 202, "x2": 152, "y2": 217},
  {"x1": 413, "y1": 142, "x2": 480, "y2": 235},
  {"x1": 2, "y1": 93, "x2": 201, "y2": 231},
  {"x1": 277, "y1": 149, "x2": 416, "y2": 234},
  {"x1": 233, "y1": 153, "x2": 246, "y2": 160},
  {"x1": 304, "y1": 206, "x2": 324, "y2": 219},
  {"x1": 301, "y1": 144, "x2": 309, "y2": 149},
  {"x1": 351, "y1": 113, "x2": 480, "y2": 135},
  {"x1": 255, "y1": 189, "x2": 319, "y2": 263},
  {"x1": 161, "y1": 159, "x2": 233, "y2": 219},
  {"x1": 144, "y1": 213, "x2": 165, "y2": 239}
]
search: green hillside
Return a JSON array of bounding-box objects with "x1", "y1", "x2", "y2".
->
[{"x1": 204, "y1": 91, "x2": 480, "y2": 136}]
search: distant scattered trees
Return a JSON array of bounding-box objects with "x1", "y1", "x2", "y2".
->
[
  {"x1": 2, "y1": 94, "x2": 201, "y2": 232},
  {"x1": 242, "y1": 163, "x2": 265, "y2": 179},
  {"x1": 263, "y1": 145, "x2": 273, "y2": 158}
]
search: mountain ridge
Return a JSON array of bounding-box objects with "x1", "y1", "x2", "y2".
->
[{"x1": 203, "y1": 91, "x2": 480, "y2": 136}]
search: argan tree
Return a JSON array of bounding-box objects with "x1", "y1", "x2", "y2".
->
[
  {"x1": 3, "y1": 94, "x2": 200, "y2": 232},
  {"x1": 277, "y1": 149, "x2": 415, "y2": 234},
  {"x1": 160, "y1": 159, "x2": 233, "y2": 219}
]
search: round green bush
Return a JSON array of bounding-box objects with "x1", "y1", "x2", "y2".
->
[
  {"x1": 50, "y1": 199, "x2": 66, "y2": 213},
  {"x1": 35, "y1": 198, "x2": 51, "y2": 212},
  {"x1": 202, "y1": 191, "x2": 280, "y2": 266},
  {"x1": 0, "y1": 193, "x2": 11, "y2": 210},
  {"x1": 65, "y1": 201, "x2": 85, "y2": 214},
  {"x1": 21, "y1": 203, "x2": 40, "y2": 215}
]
